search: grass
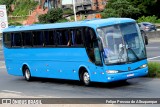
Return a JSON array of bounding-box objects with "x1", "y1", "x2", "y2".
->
[
  {"x1": 148, "y1": 62, "x2": 160, "y2": 77},
  {"x1": 12, "y1": 0, "x2": 38, "y2": 16}
]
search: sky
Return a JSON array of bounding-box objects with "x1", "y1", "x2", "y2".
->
[{"x1": 62, "y1": 0, "x2": 73, "y2": 5}]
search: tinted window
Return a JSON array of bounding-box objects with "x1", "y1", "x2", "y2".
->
[
  {"x1": 44, "y1": 30, "x2": 56, "y2": 46},
  {"x1": 11, "y1": 33, "x2": 22, "y2": 47},
  {"x1": 71, "y1": 29, "x2": 83, "y2": 46},
  {"x1": 22, "y1": 32, "x2": 33, "y2": 47},
  {"x1": 84, "y1": 28, "x2": 97, "y2": 62},
  {"x1": 3, "y1": 33, "x2": 11, "y2": 48},
  {"x1": 56, "y1": 30, "x2": 69, "y2": 46},
  {"x1": 32, "y1": 31, "x2": 44, "y2": 46},
  {"x1": 84, "y1": 28, "x2": 96, "y2": 48}
]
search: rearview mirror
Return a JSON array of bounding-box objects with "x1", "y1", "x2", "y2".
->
[
  {"x1": 141, "y1": 30, "x2": 148, "y2": 45},
  {"x1": 144, "y1": 35, "x2": 148, "y2": 45}
]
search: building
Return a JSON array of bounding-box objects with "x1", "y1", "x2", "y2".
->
[
  {"x1": 36, "y1": 0, "x2": 107, "y2": 12},
  {"x1": 75, "y1": 0, "x2": 92, "y2": 12},
  {"x1": 62, "y1": 0, "x2": 107, "y2": 13},
  {"x1": 40, "y1": 0, "x2": 62, "y2": 9},
  {"x1": 92, "y1": 0, "x2": 107, "y2": 11}
]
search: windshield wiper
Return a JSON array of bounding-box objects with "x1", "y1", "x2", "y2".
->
[{"x1": 127, "y1": 47, "x2": 140, "y2": 61}]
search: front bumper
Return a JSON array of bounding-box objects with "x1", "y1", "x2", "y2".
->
[{"x1": 106, "y1": 67, "x2": 148, "y2": 82}]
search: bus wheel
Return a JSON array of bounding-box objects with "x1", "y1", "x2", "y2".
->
[
  {"x1": 24, "y1": 67, "x2": 32, "y2": 81},
  {"x1": 82, "y1": 71, "x2": 90, "y2": 86}
]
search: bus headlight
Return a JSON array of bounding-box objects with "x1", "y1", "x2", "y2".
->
[
  {"x1": 140, "y1": 64, "x2": 147, "y2": 68},
  {"x1": 106, "y1": 70, "x2": 119, "y2": 74}
]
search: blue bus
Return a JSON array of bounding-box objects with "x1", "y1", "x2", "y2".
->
[{"x1": 2, "y1": 18, "x2": 148, "y2": 85}]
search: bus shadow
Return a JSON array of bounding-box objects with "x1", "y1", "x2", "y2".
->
[{"x1": 23, "y1": 77, "x2": 141, "y2": 89}]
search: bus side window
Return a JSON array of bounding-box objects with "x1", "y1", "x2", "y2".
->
[
  {"x1": 85, "y1": 28, "x2": 95, "y2": 62},
  {"x1": 44, "y1": 30, "x2": 56, "y2": 46},
  {"x1": 73, "y1": 29, "x2": 83, "y2": 46},
  {"x1": 56, "y1": 30, "x2": 69, "y2": 46},
  {"x1": 32, "y1": 31, "x2": 44, "y2": 47},
  {"x1": 3, "y1": 33, "x2": 11, "y2": 48},
  {"x1": 22, "y1": 32, "x2": 33, "y2": 47},
  {"x1": 11, "y1": 33, "x2": 22, "y2": 47},
  {"x1": 67, "y1": 30, "x2": 73, "y2": 46},
  {"x1": 84, "y1": 28, "x2": 102, "y2": 65}
]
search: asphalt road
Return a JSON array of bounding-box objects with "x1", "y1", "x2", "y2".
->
[
  {"x1": 146, "y1": 41, "x2": 160, "y2": 62},
  {"x1": 0, "y1": 41, "x2": 160, "y2": 107}
]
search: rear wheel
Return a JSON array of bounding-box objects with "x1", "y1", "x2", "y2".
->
[
  {"x1": 82, "y1": 71, "x2": 91, "y2": 86},
  {"x1": 24, "y1": 67, "x2": 32, "y2": 81}
]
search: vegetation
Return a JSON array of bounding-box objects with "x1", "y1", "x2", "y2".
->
[
  {"x1": 0, "y1": 0, "x2": 38, "y2": 15},
  {"x1": 148, "y1": 62, "x2": 160, "y2": 78},
  {"x1": 0, "y1": 0, "x2": 38, "y2": 25},
  {"x1": 127, "y1": 0, "x2": 160, "y2": 19},
  {"x1": 63, "y1": 9, "x2": 73, "y2": 15},
  {"x1": 8, "y1": 22, "x2": 22, "y2": 26},
  {"x1": 101, "y1": 0, "x2": 140, "y2": 18},
  {"x1": 0, "y1": 0, "x2": 14, "y2": 14},
  {"x1": 101, "y1": 0, "x2": 160, "y2": 21},
  {"x1": 1, "y1": 0, "x2": 160, "y2": 24},
  {"x1": 38, "y1": 8, "x2": 68, "y2": 23},
  {"x1": 137, "y1": 15, "x2": 160, "y2": 23},
  {"x1": 12, "y1": 0, "x2": 38, "y2": 16}
]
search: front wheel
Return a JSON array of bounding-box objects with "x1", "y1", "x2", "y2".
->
[
  {"x1": 82, "y1": 71, "x2": 91, "y2": 86},
  {"x1": 24, "y1": 67, "x2": 32, "y2": 81}
]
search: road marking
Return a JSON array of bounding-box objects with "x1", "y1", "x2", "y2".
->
[
  {"x1": 148, "y1": 56, "x2": 160, "y2": 60},
  {"x1": 2, "y1": 90, "x2": 22, "y2": 94},
  {"x1": 148, "y1": 60, "x2": 160, "y2": 62},
  {"x1": 146, "y1": 47, "x2": 159, "y2": 49}
]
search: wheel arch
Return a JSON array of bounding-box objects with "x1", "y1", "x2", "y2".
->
[
  {"x1": 78, "y1": 65, "x2": 91, "y2": 81},
  {"x1": 22, "y1": 63, "x2": 31, "y2": 76}
]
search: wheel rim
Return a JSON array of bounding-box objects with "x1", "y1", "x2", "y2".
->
[
  {"x1": 83, "y1": 72, "x2": 90, "y2": 85},
  {"x1": 25, "y1": 69, "x2": 30, "y2": 80}
]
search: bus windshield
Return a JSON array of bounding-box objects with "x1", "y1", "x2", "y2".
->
[{"x1": 97, "y1": 23, "x2": 146, "y2": 65}]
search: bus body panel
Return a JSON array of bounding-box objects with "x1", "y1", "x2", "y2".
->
[
  {"x1": 2, "y1": 18, "x2": 148, "y2": 83},
  {"x1": 4, "y1": 47, "x2": 104, "y2": 81},
  {"x1": 98, "y1": 59, "x2": 148, "y2": 82}
]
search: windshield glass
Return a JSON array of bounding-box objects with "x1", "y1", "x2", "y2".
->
[
  {"x1": 97, "y1": 23, "x2": 146, "y2": 65},
  {"x1": 121, "y1": 23, "x2": 146, "y2": 62}
]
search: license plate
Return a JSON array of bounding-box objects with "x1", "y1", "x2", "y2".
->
[{"x1": 127, "y1": 73, "x2": 134, "y2": 77}]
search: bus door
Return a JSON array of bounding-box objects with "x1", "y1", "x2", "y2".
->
[{"x1": 84, "y1": 27, "x2": 104, "y2": 82}]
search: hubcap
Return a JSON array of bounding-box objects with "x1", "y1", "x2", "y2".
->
[
  {"x1": 83, "y1": 72, "x2": 90, "y2": 84},
  {"x1": 25, "y1": 69, "x2": 30, "y2": 80}
]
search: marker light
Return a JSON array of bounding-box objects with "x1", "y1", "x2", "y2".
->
[{"x1": 106, "y1": 70, "x2": 118, "y2": 74}]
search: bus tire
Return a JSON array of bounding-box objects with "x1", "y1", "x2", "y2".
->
[
  {"x1": 24, "y1": 67, "x2": 32, "y2": 81},
  {"x1": 82, "y1": 71, "x2": 91, "y2": 86}
]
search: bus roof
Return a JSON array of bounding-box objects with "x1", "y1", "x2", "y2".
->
[{"x1": 3, "y1": 18, "x2": 135, "y2": 32}]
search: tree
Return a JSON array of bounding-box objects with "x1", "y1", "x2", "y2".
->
[
  {"x1": 127, "y1": 0, "x2": 158, "y2": 18},
  {"x1": 38, "y1": 14, "x2": 48, "y2": 23},
  {"x1": 101, "y1": 0, "x2": 140, "y2": 19},
  {"x1": 0, "y1": 0, "x2": 14, "y2": 14},
  {"x1": 38, "y1": 8, "x2": 67, "y2": 23},
  {"x1": 153, "y1": 0, "x2": 160, "y2": 18},
  {"x1": 47, "y1": 8, "x2": 63, "y2": 23}
]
